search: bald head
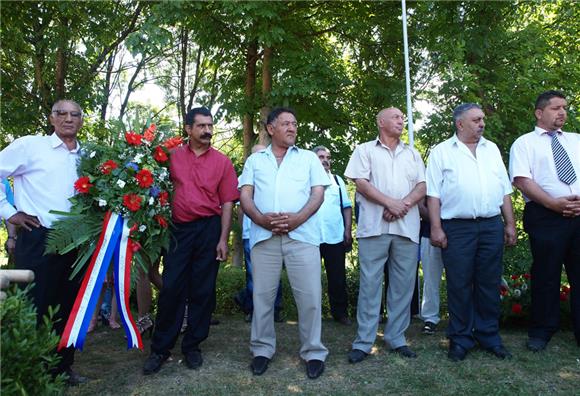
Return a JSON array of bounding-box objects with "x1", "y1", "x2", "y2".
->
[{"x1": 376, "y1": 107, "x2": 404, "y2": 137}]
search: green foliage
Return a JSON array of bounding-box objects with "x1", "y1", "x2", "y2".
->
[{"x1": 0, "y1": 285, "x2": 65, "y2": 395}]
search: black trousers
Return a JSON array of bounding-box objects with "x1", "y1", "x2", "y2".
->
[
  {"x1": 151, "y1": 216, "x2": 221, "y2": 355},
  {"x1": 320, "y1": 242, "x2": 348, "y2": 319},
  {"x1": 441, "y1": 216, "x2": 504, "y2": 350},
  {"x1": 15, "y1": 226, "x2": 80, "y2": 374},
  {"x1": 524, "y1": 202, "x2": 580, "y2": 342}
]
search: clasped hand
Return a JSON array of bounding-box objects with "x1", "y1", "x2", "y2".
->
[{"x1": 260, "y1": 212, "x2": 302, "y2": 234}]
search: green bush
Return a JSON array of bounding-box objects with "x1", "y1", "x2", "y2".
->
[{"x1": 0, "y1": 285, "x2": 65, "y2": 395}]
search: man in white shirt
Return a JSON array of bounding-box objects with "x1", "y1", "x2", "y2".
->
[
  {"x1": 509, "y1": 90, "x2": 580, "y2": 352},
  {"x1": 0, "y1": 100, "x2": 86, "y2": 384},
  {"x1": 345, "y1": 107, "x2": 426, "y2": 362},
  {"x1": 426, "y1": 103, "x2": 516, "y2": 362},
  {"x1": 313, "y1": 145, "x2": 353, "y2": 326},
  {"x1": 239, "y1": 107, "x2": 330, "y2": 379}
]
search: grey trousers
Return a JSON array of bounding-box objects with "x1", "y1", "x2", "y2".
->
[
  {"x1": 353, "y1": 234, "x2": 418, "y2": 351},
  {"x1": 250, "y1": 235, "x2": 328, "y2": 361}
]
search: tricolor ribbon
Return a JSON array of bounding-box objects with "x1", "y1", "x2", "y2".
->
[{"x1": 58, "y1": 211, "x2": 143, "y2": 351}]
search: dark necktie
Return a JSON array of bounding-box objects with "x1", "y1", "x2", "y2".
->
[{"x1": 548, "y1": 131, "x2": 577, "y2": 185}]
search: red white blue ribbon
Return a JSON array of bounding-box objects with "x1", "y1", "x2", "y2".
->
[{"x1": 59, "y1": 212, "x2": 142, "y2": 351}]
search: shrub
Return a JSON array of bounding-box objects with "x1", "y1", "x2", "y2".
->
[{"x1": 0, "y1": 285, "x2": 65, "y2": 395}]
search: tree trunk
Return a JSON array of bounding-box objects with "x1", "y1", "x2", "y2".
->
[
  {"x1": 259, "y1": 46, "x2": 273, "y2": 146},
  {"x1": 178, "y1": 27, "x2": 188, "y2": 127},
  {"x1": 100, "y1": 51, "x2": 117, "y2": 120},
  {"x1": 243, "y1": 40, "x2": 258, "y2": 160}
]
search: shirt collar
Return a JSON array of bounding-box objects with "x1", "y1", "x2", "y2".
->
[
  {"x1": 374, "y1": 137, "x2": 406, "y2": 151},
  {"x1": 534, "y1": 126, "x2": 562, "y2": 136},
  {"x1": 264, "y1": 144, "x2": 299, "y2": 156},
  {"x1": 50, "y1": 133, "x2": 80, "y2": 152},
  {"x1": 450, "y1": 134, "x2": 488, "y2": 147}
]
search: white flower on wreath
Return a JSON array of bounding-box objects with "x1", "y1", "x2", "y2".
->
[
  {"x1": 117, "y1": 179, "x2": 126, "y2": 188},
  {"x1": 134, "y1": 153, "x2": 144, "y2": 163},
  {"x1": 159, "y1": 169, "x2": 168, "y2": 181},
  {"x1": 148, "y1": 197, "x2": 155, "y2": 205},
  {"x1": 513, "y1": 289, "x2": 522, "y2": 298},
  {"x1": 139, "y1": 224, "x2": 147, "y2": 232},
  {"x1": 98, "y1": 199, "x2": 107, "y2": 207},
  {"x1": 89, "y1": 151, "x2": 96, "y2": 158},
  {"x1": 522, "y1": 283, "x2": 528, "y2": 291}
]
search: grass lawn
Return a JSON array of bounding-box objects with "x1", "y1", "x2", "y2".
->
[{"x1": 66, "y1": 316, "x2": 580, "y2": 396}]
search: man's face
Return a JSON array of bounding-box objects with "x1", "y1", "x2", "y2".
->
[
  {"x1": 379, "y1": 108, "x2": 404, "y2": 137},
  {"x1": 317, "y1": 149, "x2": 331, "y2": 172},
  {"x1": 49, "y1": 101, "x2": 83, "y2": 140},
  {"x1": 457, "y1": 108, "x2": 485, "y2": 142},
  {"x1": 535, "y1": 97, "x2": 567, "y2": 131},
  {"x1": 267, "y1": 112, "x2": 297, "y2": 148},
  {"x1": 186, "y1": 114, "x2": 213, "y2": 147}
]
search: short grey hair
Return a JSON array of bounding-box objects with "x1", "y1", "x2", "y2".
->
[
  {"x1": 312, "y1": 145, "x2": 329, "y2": 155},
  {"x1": 51, "y1": 100, "x2": 83, "y2": 117},
  {"x1": 452, "y1": 103, "x2": 481, "y2": 126}
]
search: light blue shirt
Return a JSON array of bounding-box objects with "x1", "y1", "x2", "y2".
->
[
  {"x1": 238, "y1": 145, "x2": 330, "y2": 249},
  {"x1": 319, "y1": 172, "x2": 352, "y2": 244}
]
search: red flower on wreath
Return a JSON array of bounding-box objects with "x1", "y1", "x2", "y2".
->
[
  {"x1": 153, "y1": 146, "x2": 168, "y2": 162},
  {"x1": 158, "y1": 191, "x2": 169, "y2": 206},
  {"x1": 500, "y1": 285, "x2": 509, "y2": 296},
  {"x1": 100, "y1": 160, "x2": 118, "y2": 175},
  {"x1": 74, "y1": 176, "x2": 93, "y2": 194},
  {"x1": 144, "y1": 123, "x2": 156, "y2": 142},
  {"x1": 123, "y1": 193, "x2": 142, "y2": 212},
  {"x1": 125, "y1": 131, "x2": 143, "y2": 146},
  {"x1": 523, "y1": 273, "x2": 531, "y2": 279},
  {"x1": 562, "y1": 285, "x2": 570, "y2": 294},
  {"x1": 135, "y1": 169, "x2": 154, "y2": 188},
  {"x1": 162, "y1": 136, "x2": 183, "y2": 149},
  {"x1": 511, "y1": 275, "x2": 519, "y2": 280},
  {"x1": 560, "y1": 292, "x2": 569, "y2": 301},
  {"x1": 130, "y1": 240, "x2": 142, "y2": 252},
  {"x1": 154, "y1": 215, "x2": 168, "y2": 228},
  {"x1": 511, "y1": 303, "x2": 523, "y2": 315}
]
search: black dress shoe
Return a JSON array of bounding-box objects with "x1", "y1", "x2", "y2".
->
[
  {"x1": 486, "y1": 345, "x2": 512, "y2": 359},
  {"x1": 306, "y1": 359, "x2": 325, "y2": 379},
  {"x1": 347, "y1": 349, "x2": 368, "y2": 364},
  {"x1": 65, "y1": 369, "x2": 89, "y2": 386},
  {"x1": 526, "y1": 337, "x2": 547, "y2": 352},
  {"x1": 448, "y1": 343, "x2": 467, "y2": 362},
  {"x1": 143, "y1": 352, "x2": 170, "y2": 375},
  {"x1": 184, "y1": 350, "x2": 203, "y2": 369},
  {"x1": 251, "y1": 356, "x2": 270, "y2": 375},
  {"x1": 392, "y1": 345, "x2": 417, "y2": 359}
]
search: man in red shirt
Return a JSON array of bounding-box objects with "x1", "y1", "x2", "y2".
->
[{"x1": 143, "y1": 107, "x2": 239, "y2": 375}]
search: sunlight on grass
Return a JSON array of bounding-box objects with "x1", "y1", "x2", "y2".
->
[{"x1": 287, "y1": 384, "x2": 303, "y2": 393}]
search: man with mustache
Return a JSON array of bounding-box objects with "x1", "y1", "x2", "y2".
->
[
  {"x1": 0, "y1": 100, "x2": 87, "y2": 385},
  {"x1": 143, "y1": 107, "x2": 239, "y2": 375},
  {"x1": 426, "y1": 103, "x2": 516, "y2": 362},
  {"x1": 313, "y1": 145, "x2": 353, "y2": 326},
  {"x1": 509, "y1": 90, "x2": 580, "y2": 352},
  {"x1": 239, "y1": 107, "x2": 330, "y2": 379},
  {"x1": 346, "y1": 107, "x2": 426, "y2": 362}
]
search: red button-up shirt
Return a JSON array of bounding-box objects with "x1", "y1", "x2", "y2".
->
[{"x1": 170, "y1": 145, "x2": 239, "y2": 223}]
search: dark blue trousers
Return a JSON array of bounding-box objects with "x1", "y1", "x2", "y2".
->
[
  {"x1": 524, "y1": 202, "x2": 580, "y2": 343},
  {"x1": 442, "y1": 216, "x2": 504, "y2": 350},
  {"x1": 15, "y1": 226, "x2": 81, "y2": 374},
  {"x1": 151, "y1": 216, "x2": 221, "y2": 355}
]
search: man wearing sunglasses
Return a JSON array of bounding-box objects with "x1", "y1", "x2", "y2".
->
[{"x1": 0, "y1": 99, "x2": 87, "y2": 385}]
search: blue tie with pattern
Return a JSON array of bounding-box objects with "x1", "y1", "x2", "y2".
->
[{"x1": 548, "y1": 131, "x2": 577, "y2": 185}]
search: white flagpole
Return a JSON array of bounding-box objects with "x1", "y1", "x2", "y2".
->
[{"x1": 401, "y1": 0, "x2": 414, "y2": 148}]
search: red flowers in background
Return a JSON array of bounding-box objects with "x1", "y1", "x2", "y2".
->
[
  {"x1": 158, "y1": 191, "x2": 169, "y2": 206},
  {"x1": 154, "y1": 215, "x2": 168, "y2": 228},
  {"x1": 74, "y1": 176, "x2": 93, "y2": 193},
  {"x1": 123, "y1": 193, "x2": 142, "y2": 212},
  {"x1": 125, "y1": 131, "x2": 143, "y2": 146},
  {"x1": 144, "y1": 124, "x2": 156, "y2": 142},
  {"x1": 153, "y1": 146, "x2": 168, "y2": 162},
  {"x1": 135, "y1": 169, "x2": 154, "y2": 188},
  {"x1": 162, "y1": 136, "x2": 183, "y2": 149},
  {"x1": 511, "y1": 303, "x2": 523, "y2": 315},
  {"x1": 100, "y1": 160, "x2": 118, "y2": 175}
]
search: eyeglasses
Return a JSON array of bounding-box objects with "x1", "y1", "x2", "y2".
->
[{"x1": 52, "y1": 110, "x2": 83, "y2": 118}]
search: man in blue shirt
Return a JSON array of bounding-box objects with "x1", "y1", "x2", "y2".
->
[
  {"x1": 239, "y1": 107, "x2": 329, "y2": 379},
  {"x1": 313, "y1": 146, "x2": 353, "y2": 325}
]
